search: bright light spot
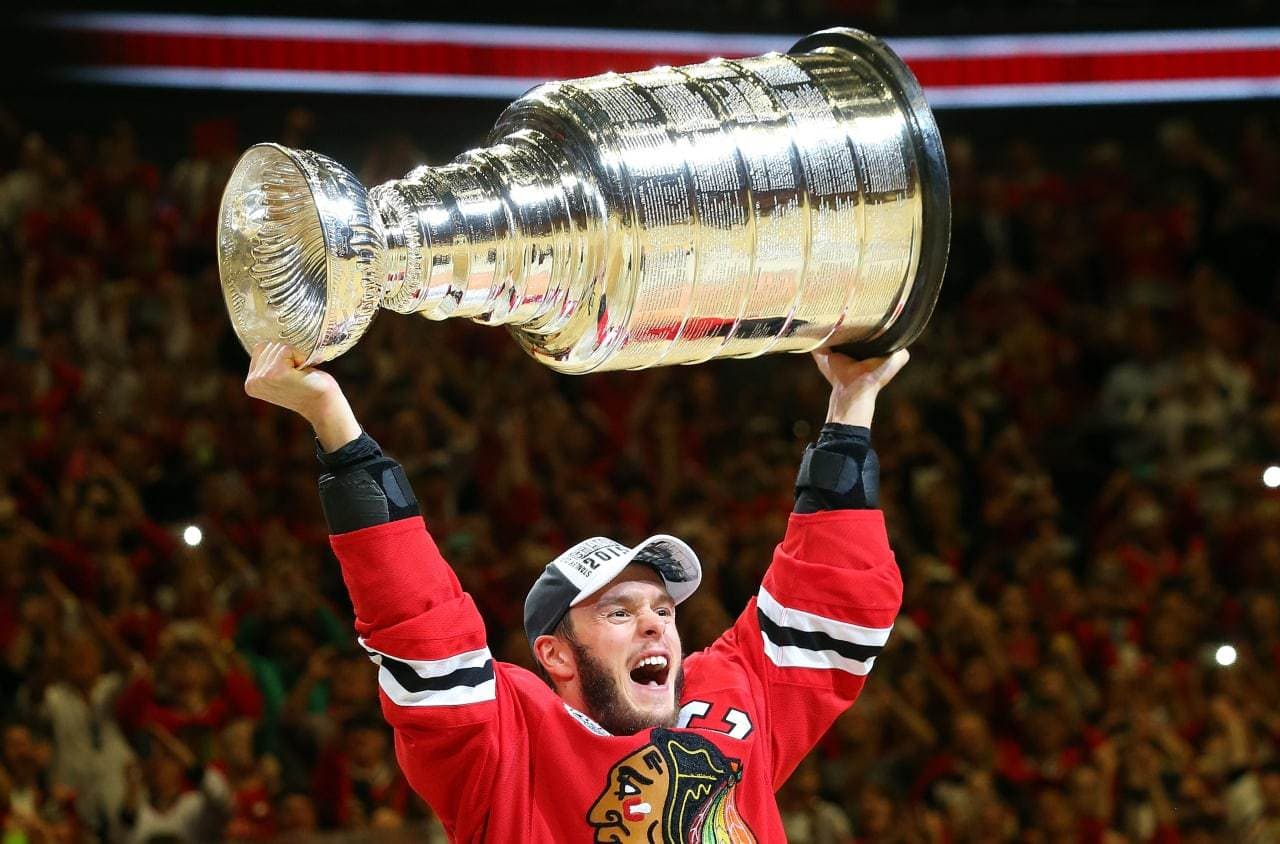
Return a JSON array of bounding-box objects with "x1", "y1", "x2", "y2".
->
[
  {"x1": 183, "y1": 525, "x2": 203, "y2": 547},
  {"x1": 1264, "y1": 465, "x2": 1280, "y2": 489},
  {"x1": 1215, "y1": 645, "x2": 1237, "y2": 667}
]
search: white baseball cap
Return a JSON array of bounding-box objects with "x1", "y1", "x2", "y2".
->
[{"x1": 523, "y1": 534, "x2": 702, "y2": 646}]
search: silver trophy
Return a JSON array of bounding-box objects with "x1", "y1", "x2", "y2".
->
[{"x1": 218, "y1": 28, "x2": 949, "y2": 373}]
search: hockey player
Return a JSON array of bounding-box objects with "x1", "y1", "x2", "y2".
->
[{"x1": 244, "y1": 342, "x2": 906, "y2": 842}]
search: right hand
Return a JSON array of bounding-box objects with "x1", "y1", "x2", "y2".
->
[
  {"x1": 244, "y1": 342, "x2": 341, "y2": 420},
  {"x1": 245, "y1": 342, "x2": 361, "y2": 451}
]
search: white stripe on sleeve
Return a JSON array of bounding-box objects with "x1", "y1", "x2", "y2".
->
[
  {"x1": 760, "y1": 637, "x2": 878, "y2": 676},
  {"x1": 358, "y1": 639, "x2": 497, "y2": 708},
  {"x1": 757, "y1": 586, "x2": 893, "y2": 646}
]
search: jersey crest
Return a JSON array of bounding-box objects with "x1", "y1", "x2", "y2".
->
[{"x1": 586, "y1": 728, "x2": 757, "y2": 843}]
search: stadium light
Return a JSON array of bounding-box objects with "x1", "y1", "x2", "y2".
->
[
  {"x1": 183, "y1": 524, "x2": 204, "y2": 547},
  {"x1": 1264, "y1": 465, "x2": 1280, "y2": 489},
  {"x1": 1215, "y1": 644, "x2": 1237, "y2": 667}
]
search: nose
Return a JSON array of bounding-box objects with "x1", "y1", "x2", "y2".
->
[{"x1": 638, "y1": 606, "x2": 667, "y2": 639}]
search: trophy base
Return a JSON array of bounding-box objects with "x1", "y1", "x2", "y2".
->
[{"x1": 790, "y1": 28, "x2": 951, "y2": 360}]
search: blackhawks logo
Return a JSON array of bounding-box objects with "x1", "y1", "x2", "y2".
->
[{"x1": 586, "y1": 728, "x2": 757, "y2": 843}]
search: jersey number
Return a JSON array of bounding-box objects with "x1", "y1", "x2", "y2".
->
[{"x1": 676, "y1": 700, "x2": 754, "y2": 740}]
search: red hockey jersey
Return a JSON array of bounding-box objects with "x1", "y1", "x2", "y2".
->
[{"x1": 331, "y1": 508, "x2": 901, "y2": 842}]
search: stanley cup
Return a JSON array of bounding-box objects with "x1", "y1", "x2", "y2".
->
[{"x1": 217, "y1": 28, "x2": 950, "y2": 374}]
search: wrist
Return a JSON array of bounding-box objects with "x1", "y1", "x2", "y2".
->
[
  {"x1": 298, "y1": 384, "x2": 344, "y2": 421},
  {"x1": 826, "y1": 392, "x2": 876, "y2": 427},
  {"x1": 307, "y1": 393, "x2": 362, "y2": 453}
]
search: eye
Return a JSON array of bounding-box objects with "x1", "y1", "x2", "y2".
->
[
  {"x1": 608, "y1": 609, "x2": 630, "y2": 620},
  {"x1": 656, "y1": 607, "x2": 674, "y2": 618}
]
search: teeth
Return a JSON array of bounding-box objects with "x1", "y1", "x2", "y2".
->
[{"x1": 636, "y1": 656, "x2": 668, "y2": 669}]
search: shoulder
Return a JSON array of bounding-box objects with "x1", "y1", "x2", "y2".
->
[
  {"x1": 495, "y1": 662, "x2": 565, "y2": 712},
  {"x1": 496, "y1": 662, "x2": 553, "y2": 692}
]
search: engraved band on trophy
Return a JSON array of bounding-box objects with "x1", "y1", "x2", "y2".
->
[{"x1": 217, "y1": 28, "x2": 950, "y2": 373}]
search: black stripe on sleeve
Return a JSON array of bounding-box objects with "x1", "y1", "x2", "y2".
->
[
  {"x1": 757, "y1": 609, "x2": 885, "y2": 663},
  {"x1": 368, "y1": 651, "x2": 496, "y2": 694}
]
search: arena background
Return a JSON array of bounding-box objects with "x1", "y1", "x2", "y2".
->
[{"x1": 2, "y1": 1, "x2": 1279, "y2": 841}]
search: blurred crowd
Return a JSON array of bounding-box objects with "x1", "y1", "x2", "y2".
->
[{"x1": 0, "y1": 99, "x2": 1278, "y2": 843}]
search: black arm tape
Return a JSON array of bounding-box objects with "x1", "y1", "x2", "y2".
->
[
  {"x1": 794, "y1": 423, "x2": 879, "y2": 513},
  {"x1": 319, "y1": 458, "x2": 420, "y2": 534},
  {"x1": 316, "y1": 433, "x2": 420, "y2": 534}
]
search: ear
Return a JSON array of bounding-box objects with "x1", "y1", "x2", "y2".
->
[{"x1": 533, "y1": 634, "x2": 576, "y2": 684}]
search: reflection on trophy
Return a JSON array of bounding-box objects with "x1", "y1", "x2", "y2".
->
[{"x1": 218, "y1": 28, "x2": 949, "y2": 373}]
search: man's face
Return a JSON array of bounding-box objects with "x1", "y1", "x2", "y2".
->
[{"x1": 567, "y1": 565, "x2": 683, "y2": 736}]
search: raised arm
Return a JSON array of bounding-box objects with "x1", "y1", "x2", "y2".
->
[
  {"x1": 243, "y1": 343, "x2": 501, "y2": 838},
  {"x1": 688, "y1": 348, "x2": 908, "y2": 787}
]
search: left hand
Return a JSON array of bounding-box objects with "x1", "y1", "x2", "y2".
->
[{"x1": 811, "y1": 347, "x2": 909, "y2": 427}]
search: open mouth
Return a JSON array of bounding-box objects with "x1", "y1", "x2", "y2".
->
[{"x1": 628, "y1": 654, "x2": 671, "y2": 689}]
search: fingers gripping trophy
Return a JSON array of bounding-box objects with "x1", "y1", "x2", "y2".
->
[
  {"x1": 218, "y1": 28, "x2": 949, "y2": 372},
  {"x1": 236, "y1": 27, "x2": 946, "y2": 842}
]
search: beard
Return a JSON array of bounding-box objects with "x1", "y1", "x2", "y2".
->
[{"x1": 570, "y1": 639, "x2": 683, "y2": 737}]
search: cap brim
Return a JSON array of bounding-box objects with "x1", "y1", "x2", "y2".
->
[{"x1": 568, "y1": 534, "x2": 702, "y2": 608}]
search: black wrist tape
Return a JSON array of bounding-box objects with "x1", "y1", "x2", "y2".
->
[
  {"x1": 319, "y1": 457, "x2": 420, "y2": 534},
  {"x1": 794, "y1": 425, "x2": 879, "y2": 512}
]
